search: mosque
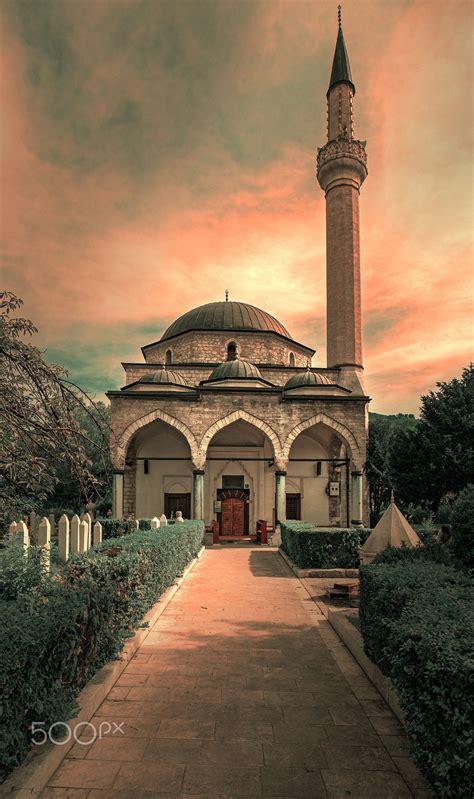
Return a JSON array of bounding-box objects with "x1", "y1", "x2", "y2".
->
[{"x1": 107, "y1": 15, "x2": 369, "y2": 537}]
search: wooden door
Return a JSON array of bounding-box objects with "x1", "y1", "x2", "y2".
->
[{"x1": 221, "y1": 498, "x2": 245, "y2": 536}]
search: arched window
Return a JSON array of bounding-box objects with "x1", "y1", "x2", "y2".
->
[
  {"x1": 289, "y1": 352, "x2": 295, "y2": 367},
  {"x1": 227, "y1": 341, "x2": 238, "y2": 361},
  {"x1": 165, "y1": 349, "x2": 173, "y2": 365}
]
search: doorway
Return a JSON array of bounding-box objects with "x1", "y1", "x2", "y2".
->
[
  {"x1": 286, "y1": 493, "x2": 301, "y2": 520},
  {"x1": 217, "y1": 488, "x2": 249, "y2": 536},
  {"x1": 164, "y1": 493, "x2": 191, "y2": 519}
]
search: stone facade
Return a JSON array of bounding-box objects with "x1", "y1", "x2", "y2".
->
[{"x1": 143, "y1": 330, "x2": 312, "y2": 368}]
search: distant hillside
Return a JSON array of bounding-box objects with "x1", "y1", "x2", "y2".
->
[{"x1": 369, "y1": 412, "x2": 417, "y2": 428}]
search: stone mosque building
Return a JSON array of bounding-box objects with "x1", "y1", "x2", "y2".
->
[{"x1": 107, "y1": 17, "x2": 370, "y2": 537}]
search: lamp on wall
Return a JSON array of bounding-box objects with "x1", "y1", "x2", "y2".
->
[
  {"x1": 144, "y1": 459, "x2": 149, "y2": 474},
  {"x1": 315, "y1": 461, "x2": 322, "y2": 476}
]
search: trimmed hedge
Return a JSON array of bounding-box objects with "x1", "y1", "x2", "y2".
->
[
  {"x1": 95, "y1": 518, "x2": 136, "y2": 539},
  {"x1": 359, "y1": 561, "x2": 474, "y2": 797},
  {"x1": 280, "y1": 521, "x2": 371, "y2": 568},
  {"x1": 0, "y1": 521, "x2": 204, "y2": 782},
  {"x1": 373, "y1": 542, "x2": 453, "y2": 567}
]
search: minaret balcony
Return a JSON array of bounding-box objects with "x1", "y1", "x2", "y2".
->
[
  {"x1": 317, "y1": 137, "x2": 367, "y2": 192},
  {"x1": 317, "y1": 137, "x2": 367, "y2": 170}
]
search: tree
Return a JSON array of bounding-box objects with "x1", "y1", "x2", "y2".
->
[
  {"x1": 389, "y1": 366, "x2": 474, "y2": 511},
  {"x1": 365, "y1": 413, "x2": 416, "y2": 526},
  {"x1": 0, "y1": 292, "x2": 111, "y2": 526},
  {"x1": 450, "y1": 484, "x2": 474, "y2": 570}
]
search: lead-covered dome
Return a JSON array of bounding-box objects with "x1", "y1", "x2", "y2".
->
[
  {"x1": 285, "y1": 369, "x2": 334, "y2": 389},
  {"x1": 207, "y1": 358, "x2": 263, "y2": 381},
  {"x1": 138, "y1": 368, "x2": 188, "y2": 386},
  {"x1": 161, "y1": 301, "x2": 291, "y2": 341}
]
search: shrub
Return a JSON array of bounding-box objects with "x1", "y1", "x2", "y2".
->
[
  {"x1": 373, "y1": 542, "x2": 453, "y2": 567},
  {"x1": 359, "y1": 561, "x2": 469, "y2": 674},
  {"x1": 359, "y1": 561, "x2": 474, "y2": 797},
  {"x1": 389, "y1": 587, "x2": 474, "y2": 798},
  {"x1": 0, "y1": 541, "x2": 44, "y2": 600},
  {"x1": 0, "y1": 521, "x2": 204, "y2": 782},
  {"x1": 280, "y1": 522, "x2": 371, "y2": 569},
  {"x1": 450, "y1": 484, "x2": 474, "y2": 570},
  {"x1": 95, "y1": 517, "x2": 136, "y2": 539}
]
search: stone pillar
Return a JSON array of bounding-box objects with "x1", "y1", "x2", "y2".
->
[
  {"x1": 275, "y1": 471, "x2": 287, "y2": 524},
  {"x1": 351, "y1": 471, "x2": 363, "y2": 527},
  {"x1": 192, "y1": 470, "x2": 205, "y2": 521},
  {"x1": 112, "y1": 471, "x2": 124, "y2": 519}
]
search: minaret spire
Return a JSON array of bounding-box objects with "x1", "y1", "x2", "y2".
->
[
  {"x1": 317, "y1": 9, "x2": 368, "y2": 377},
  {"x1": 328, "y1": 7, "x2": 355, "y2": 97}
]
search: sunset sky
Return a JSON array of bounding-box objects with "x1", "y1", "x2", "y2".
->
[{"x1": 1, "y1": 0, "x2": 472, "y2": 414}]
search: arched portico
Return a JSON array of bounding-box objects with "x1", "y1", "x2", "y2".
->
[
  {"x1": 282, "y1": 413, "x2": 363, "y2": 526},
  {"x1": 200, "y1": 413, "x2": 281, "y2": 538},
  {"x1": 114, "y1": 408, "x2": 201, "y2": 470},
  {"x1": 113, "y1": 414, "x2": 198, "y2": 519},
  {"x1": 283, "y1": 412, "x2": 360, "y2": 466}
]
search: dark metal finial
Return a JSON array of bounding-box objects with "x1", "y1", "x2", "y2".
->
[
  {"x1": 338, "y1": 4, "x2": 342, "y2": 28},
  {"x1": 225, "y1": 289, "x2": 229, "y2": 301}
]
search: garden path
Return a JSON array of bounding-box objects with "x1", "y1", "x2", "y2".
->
[{"x1": 42, "y1": 546, "x2": 431, "y2": 798}]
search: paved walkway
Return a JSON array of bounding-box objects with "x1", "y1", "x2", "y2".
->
[{"x1": 43, "y1": 547, "x2": 431, "y2": 798}]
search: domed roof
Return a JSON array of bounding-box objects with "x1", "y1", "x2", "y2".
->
[
  {"x1": 284, "y1": 369, "x2": 334, "y2": 389},
  {"x1": 207, "y1": 358, "x2": 263, "y2": 382},
  {"x1": 138, "y1": 367, "x2": 188, "y2": 386},
  {"x1": 161, "y1": 301, "x2": 291, "y2": 341}
]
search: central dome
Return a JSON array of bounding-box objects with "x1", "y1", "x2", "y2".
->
[{"x1": 161, "y1": 301, "x2": 291, "y2": 341}]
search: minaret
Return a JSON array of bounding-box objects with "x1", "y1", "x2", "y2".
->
[{"x1": 317, "y1": 7, "x2": 367, "y2": 376}]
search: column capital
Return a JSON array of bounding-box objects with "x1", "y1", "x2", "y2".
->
[
  {"x1": 193, "y1": 469, "x2": 205, "y2": 476},
  {"x1": 113, "y1": 469, "x2": 125, "y2": 475},
  {"x1": 275, "y1": 470, "x2": 287, "y2": 477}
]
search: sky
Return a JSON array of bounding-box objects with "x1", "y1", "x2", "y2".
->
[{"x1": 1, "y1": 0, "x2": 472, "y2": 414}]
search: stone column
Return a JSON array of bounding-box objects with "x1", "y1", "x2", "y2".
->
[
  {"x1": 192, "y1": 470, "x2": 205, "y2": 521},
  {"x1": 351, "y1": 471, "x2": 363, "y2": 527},
  {"x1": 275, "y1": 471, "x2": 287, "y2": 524},
  {"x1": 112, "y1": 470, "x2": 124, "y2": 519}
]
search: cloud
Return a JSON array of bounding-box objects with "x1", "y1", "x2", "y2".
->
[{"x1": 1, "y1": 0, "x2": 472, "y2": 414}]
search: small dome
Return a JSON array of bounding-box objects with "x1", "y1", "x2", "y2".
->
[
  {"x1": 285, "y1": 369, "x2": 334, "y2": 389},
  {"x1": 161, "y1": 301, "x2": 291, "y2": 341},
  {"x1": 138, "y1": 368, "x2": 188, "y2": 386},
  {"x1": 208, "y1": 358, "x2": 263, "y2": 381}
]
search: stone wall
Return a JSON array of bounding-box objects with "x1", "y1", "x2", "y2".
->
[
  {"x1": 142, "y1": 330, "x2": 312, "y2": 367},
  {"x1": 110, "y1": 392, "x2": 368, "y2": 472},
  {"x1": 121, "y1": 364, "x2": 342, "y2": 389}
]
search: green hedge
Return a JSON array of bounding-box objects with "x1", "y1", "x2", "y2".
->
[
  {"x1": 0, "y1": 521, "x2": 204, "y2": 782},
  {"x1": 359, "y1": 561, "x2": 474, "y2": 797},
  {"x1": 280, "y1": 521, "x2": 371, "y2": 568},
  {"x1": 95, "y1": 517, "x2": 136, "y2": 539}
]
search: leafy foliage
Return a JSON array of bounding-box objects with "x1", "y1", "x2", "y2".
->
[
  {"x1": 359, "y1": 561, "x2": 474, "y2": 797},
  {"x1": 450, "y1": 483, "x2": 474, "y2": 570},
  {"x1": 280, "y1": 522, "x2": 370, "y2": 569},
  {"x1": 0, "y1": 521, "x2": 204, "y2": 781},
  {"x1": 389, "y1": 366, "x2": 474, "y2": 511},
  {"x1": 365, "y1": 413, "x2": 416, "y2": 526},
  {"x1": 0, "y1": 292, "x2": 111, "y2": 528}
]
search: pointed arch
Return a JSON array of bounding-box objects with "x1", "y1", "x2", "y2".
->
[
  {"x1": 283, "y1": 412, "x2": 360, "y2": 464},
  {"x1": 200, "y1": 410, "x2": 283, "y2": 460},
  {"x1": 115, "y1": 409, "x2": 201, "y2": 469}
]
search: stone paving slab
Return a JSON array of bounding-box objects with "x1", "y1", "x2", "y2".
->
[{"x1": 42, "y1": 547, "x2": 433, "y2": 798}]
